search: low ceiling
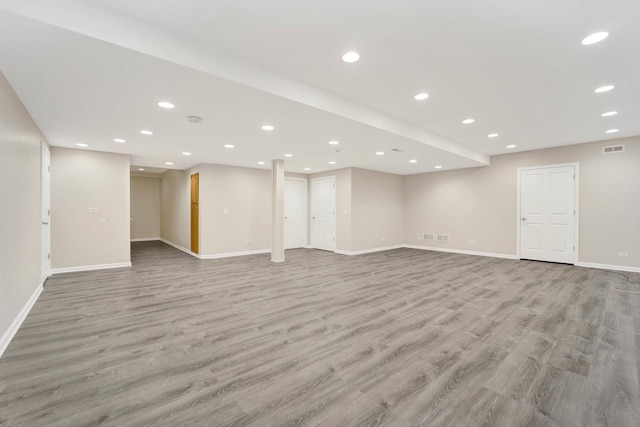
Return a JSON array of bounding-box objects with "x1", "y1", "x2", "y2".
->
[{"x1": 1, "y1": 0, "x2": 638, "y2": 175}]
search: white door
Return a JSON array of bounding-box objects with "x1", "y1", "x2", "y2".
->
[
  {"x1": 285, "y1": 178, "x2": 307, "y2": 249},
  {"x1": 41, "y1": 143, "x2": 51, "y2": 282},
  {"x1": 311, "y1": 176, "x2": 336, "y2": 251},
  {"x1": 519, "y1": 165, "x2": 576, "y2": 264}
]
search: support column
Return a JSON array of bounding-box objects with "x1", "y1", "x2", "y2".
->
[{"x1": 271, "y1": 159, "x2": 285, "y2": 262}]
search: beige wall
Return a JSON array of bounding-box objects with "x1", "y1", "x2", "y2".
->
[
  {"x1": 198, "y1": 164, "x2": 272, "y2": 255},
  {"x1": 309, "y1": 168, "x2": 352, "y2": 252},
  {"x1": 0, "y1": 71, "x2": 44, "y2": 345},
  {"x1": 51, "y1": 148, "x2": 131, "y2": 269},
  {"x1": 160, "y1": 164, "x2": 272, "y2": 255},
  {"x1": 404, "y1": 137, "x2": 640, "y2": 268},
  {"x1": 130, "y1": 175, "x2": 160, "y2": 240},
  {"x1": 160, "y1": 168, "x2": 191, "y2": 250},
  {"x1": 351, "y1": 168, "x2": 404, "y2": 251}
]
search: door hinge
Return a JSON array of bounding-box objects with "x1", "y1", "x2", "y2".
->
[
  {"x1": 48, "y1": 253, "x2": 51, "y2": 260},
  {"x1": 573, "y1": 246, "x2": 575, "y2": 251},
  {"x1": 48, "y1": 209, "x2": 51, "y2": 215},
  {"x1": 48, "y1": 166, "x2": 50, "y2": 172},
  {"x1": 573, "y1": 210, "x2": 575, "y2": 215},
  {"x1": 333, "y1": 238, "x2": 335, "y2": 242}
]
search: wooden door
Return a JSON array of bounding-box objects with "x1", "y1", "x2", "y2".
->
[{"x1": 190, "y1": 173, "x2": 199, "y2": 254}]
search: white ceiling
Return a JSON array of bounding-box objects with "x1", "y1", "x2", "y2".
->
[{"x1": 1, "y1": 0, "x2": 638, "y2": 175}]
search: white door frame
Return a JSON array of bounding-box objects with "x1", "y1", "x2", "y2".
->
[
  {"x1": 285, "y1": 176, "x2": 308, "y2": 249},
  {"x1": 516, "y1": 162, "x2": 579, "y2": 264},
  {"x1": 41, "y1": 142, "x2": 51, "y2": 282},
  {"x1": 310, "y1": 176, "x2": 336, "y2": 251}
]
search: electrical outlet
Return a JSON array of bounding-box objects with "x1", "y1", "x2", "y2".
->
[
  {"x1": 618, "y1": 252, "x2": 629, "y2": 257},
  {"x1": 469, "y1": 240, "x2": 475, "y2": 245},
  {"x1": 417, "y1": 236, "x2": 422, "y2": 240},
  {"x1": 381, "y1": 237, "x2": 385, "y2": 242}
]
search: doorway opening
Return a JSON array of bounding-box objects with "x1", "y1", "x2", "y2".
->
[{"x1": 190, "y1": 173, "x2": 199, "y2": 254}]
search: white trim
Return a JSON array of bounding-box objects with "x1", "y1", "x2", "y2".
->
[
  {"x1": 576, "y1": 262, "x2": 640, "y2": 274},
  {"x1": 404, "y1": 244, "x2": 518, "y2": 260},
  {"x1": 51, "y1": 262, "x2": 132, "y2": 274},
  {"x1": 130, "y1": 237, "x2": 161, "y2": 242},
  {"x1": 160, "y1": 238, "x2": 199, "y2": 258},
  {"x1": 517, "y1": 162, "x2": 579, "y2": 264},
  {"x1": 0, "y1": 282, "x2": 44, "y2": 358},
  {"x1": 199, "y1": 249, "x2": 271, "y2": 260},
  {"x1": 335, "y1": 245, "x2": 404, "y2": 256}
]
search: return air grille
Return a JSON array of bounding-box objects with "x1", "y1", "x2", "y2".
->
[
  {"x1": 603, "y1": 144, "x2": 624, "y2": 154},
  {"x1": 423, "y1": 233, "x2": 435, "y2": 241},
  {"x1": 436, "y1": 234, "x2": 450, "y2": 243}
]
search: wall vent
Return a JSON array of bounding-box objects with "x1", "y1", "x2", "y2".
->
[
  {"x1": 436, "y1": 234, "x2": 450, "y2": 243},
  {"x1": 602, "y1": 144, "x2": 624, "y2": 154},
  {"x1": 423, "y1": 233, "x2": 435, "y2": 241}
]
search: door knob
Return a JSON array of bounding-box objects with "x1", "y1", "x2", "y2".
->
[
  {"x1": 42, "y1": 221, "x2": 49, "y2": 225},
  {"x1": 521, "y1": 218, "x2": 526, "y2": 221},
  {"x1": 312, "y1": 216, "x2": 316, "y2": 219}
]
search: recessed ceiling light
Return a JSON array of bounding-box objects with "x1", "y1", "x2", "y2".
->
[
  {"x1": 284, "y1": 153, "x2": 293, "y2": 157},
  {"x1": 595, "y1": 85, "x2": 614, "y2": 93},
  {"x1": 488, "y1": 133, "x2": 499, "y2": 138},
  {"x1": 605, "y1": 129, "x2": 619, "y2": 133},
  {"x1": 140, "y1": 130, "x2": 153, "y2": 135},
  {"x1": 165, "y1": 162, "x2": 174, "y2": 165},
  {"x1": 414, "y1": 92, "x2": 429, "y2": 101},
  {"x1": 304, "y1": 168, "x2": 311, "y2": 171},
  {"x1": 375, "y1": 151, "x2": 384, "y2": 156},
  {"x1": 113, "y1": 138, "x2": 126, "y2": 143},
  {"x1": 409, "y1": 159, "x2": 418, "y2": 163},
  {"x1": 138, "y1": 168, "x2": 145, "y2": 171},
  {"x1": 342, "y1": 51, "x2": 360, "y2": 63},
  {"x1": 261, "y1": 125, "x2": 274, "y2": 131},
  {"x1": 328, "y1": 140, "x2": 340, "y2": 145},
  {"x1": 157, "y1": 101, "x2": 175, "y2": 109},
  {"x1": 581, "y1": 32, "x2": 609, "y2": 45},
  {"x1": 462, "y1": 118, "x2": 475, "y2": 124},
  {"x1": 328, "y1": 161, "x2": 337, "y2": 165},
  {"x1": 182, "y1": 152, "x2": 191, "y2": 156},
  {"x1": 506, "y1": 144, "x2": 517, "y2": 148},
  {"x1": 257, "y1": 161, "x2": 266, "y2": 165},
  {"x1": 76, "y1": 143, "x2": 88, "y2": 147},
  {"x1": 434, "y1": 165, "x2": 443, "y2": 169},
  {"x1": 224, "y1": 144, "x2": 235, "y2": 148},
  {"x1": 601, "y1": 111, "x2": 617, "y2": 117}
]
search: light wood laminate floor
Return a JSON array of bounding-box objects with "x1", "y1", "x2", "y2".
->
[{"x1": 1, "y1": 241, "x2": 639, "y2": 426}]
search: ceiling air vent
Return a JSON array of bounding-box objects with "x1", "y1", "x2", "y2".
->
[{"x1": 602, "y1": 144, "x2": 624, "y2": 154}]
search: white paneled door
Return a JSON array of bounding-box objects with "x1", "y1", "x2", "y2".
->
[
  {"x1": 284, "y1": 178, "x2": 307, "y2": 249},
  {"x1": 519, "y1": 165, "x2": 576, "y2": 264},
  {"x1": 311, "y1": 176, "x2": 336, "y2": 251},
  {"x1": 41, "y1": 143, "x2": 51, "y2": 282}
]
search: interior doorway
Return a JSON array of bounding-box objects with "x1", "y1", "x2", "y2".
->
[
  {"x1": 518, "y1": 164, "x2": 578, "y2": 264},
  {"x1": 41, "y1": 142, "x2": 51, "y2": 283},
  {"x1": 190, "y1": 173, "x2": 199, "y2": 254}
]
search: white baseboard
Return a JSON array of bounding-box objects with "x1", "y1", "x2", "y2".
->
[
  {"x1": 576, "y1": 262, "x2": 640, "y2": 274},
  {"x1": 51, "y1": 262, "x2": 132, "y2": 274},
  {"x1": 335, "y1": 245, "x2": 404, "y2": 256},
  {"x1": 159, "y1": 238, "x2": 199, "y2": 258},
  {"x1": 403, "y1": 245, "x2": 518, "y2": 260},
  {"x1": 199, "y1": 249, "x2": 271, "y2": 260},
  {"x1": 0, "y1": 282, "x2": 44, "y2": 358},
  {"x1": 130, "y1": 237, "x2": 161, "y2": 242}
]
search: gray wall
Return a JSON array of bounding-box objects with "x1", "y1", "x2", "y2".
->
[
  {"x1": 160, "y1": 168, "x2": 191, "y2": 250},
  {"x1": 351, "y1": 168, "x2": 404, "y2": 251},
  {"x1": 198, "y1": 164, "x2": 272, "y2": 255},
  {"x1": 130, "y1": 175, "x2": 160, "y2": 240},
  {"x1": 404, "y1": 137, "x2": 640, "y2": 268},
  {"x1": 51, "y1": 148, "x2": 131, "y2": 269},
  {"x1": 0, "y1": 71, "x2": 44, "y2": 345},
  {"x1": 160, "y1": 164, "x2": 272, "y2": 255}
]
